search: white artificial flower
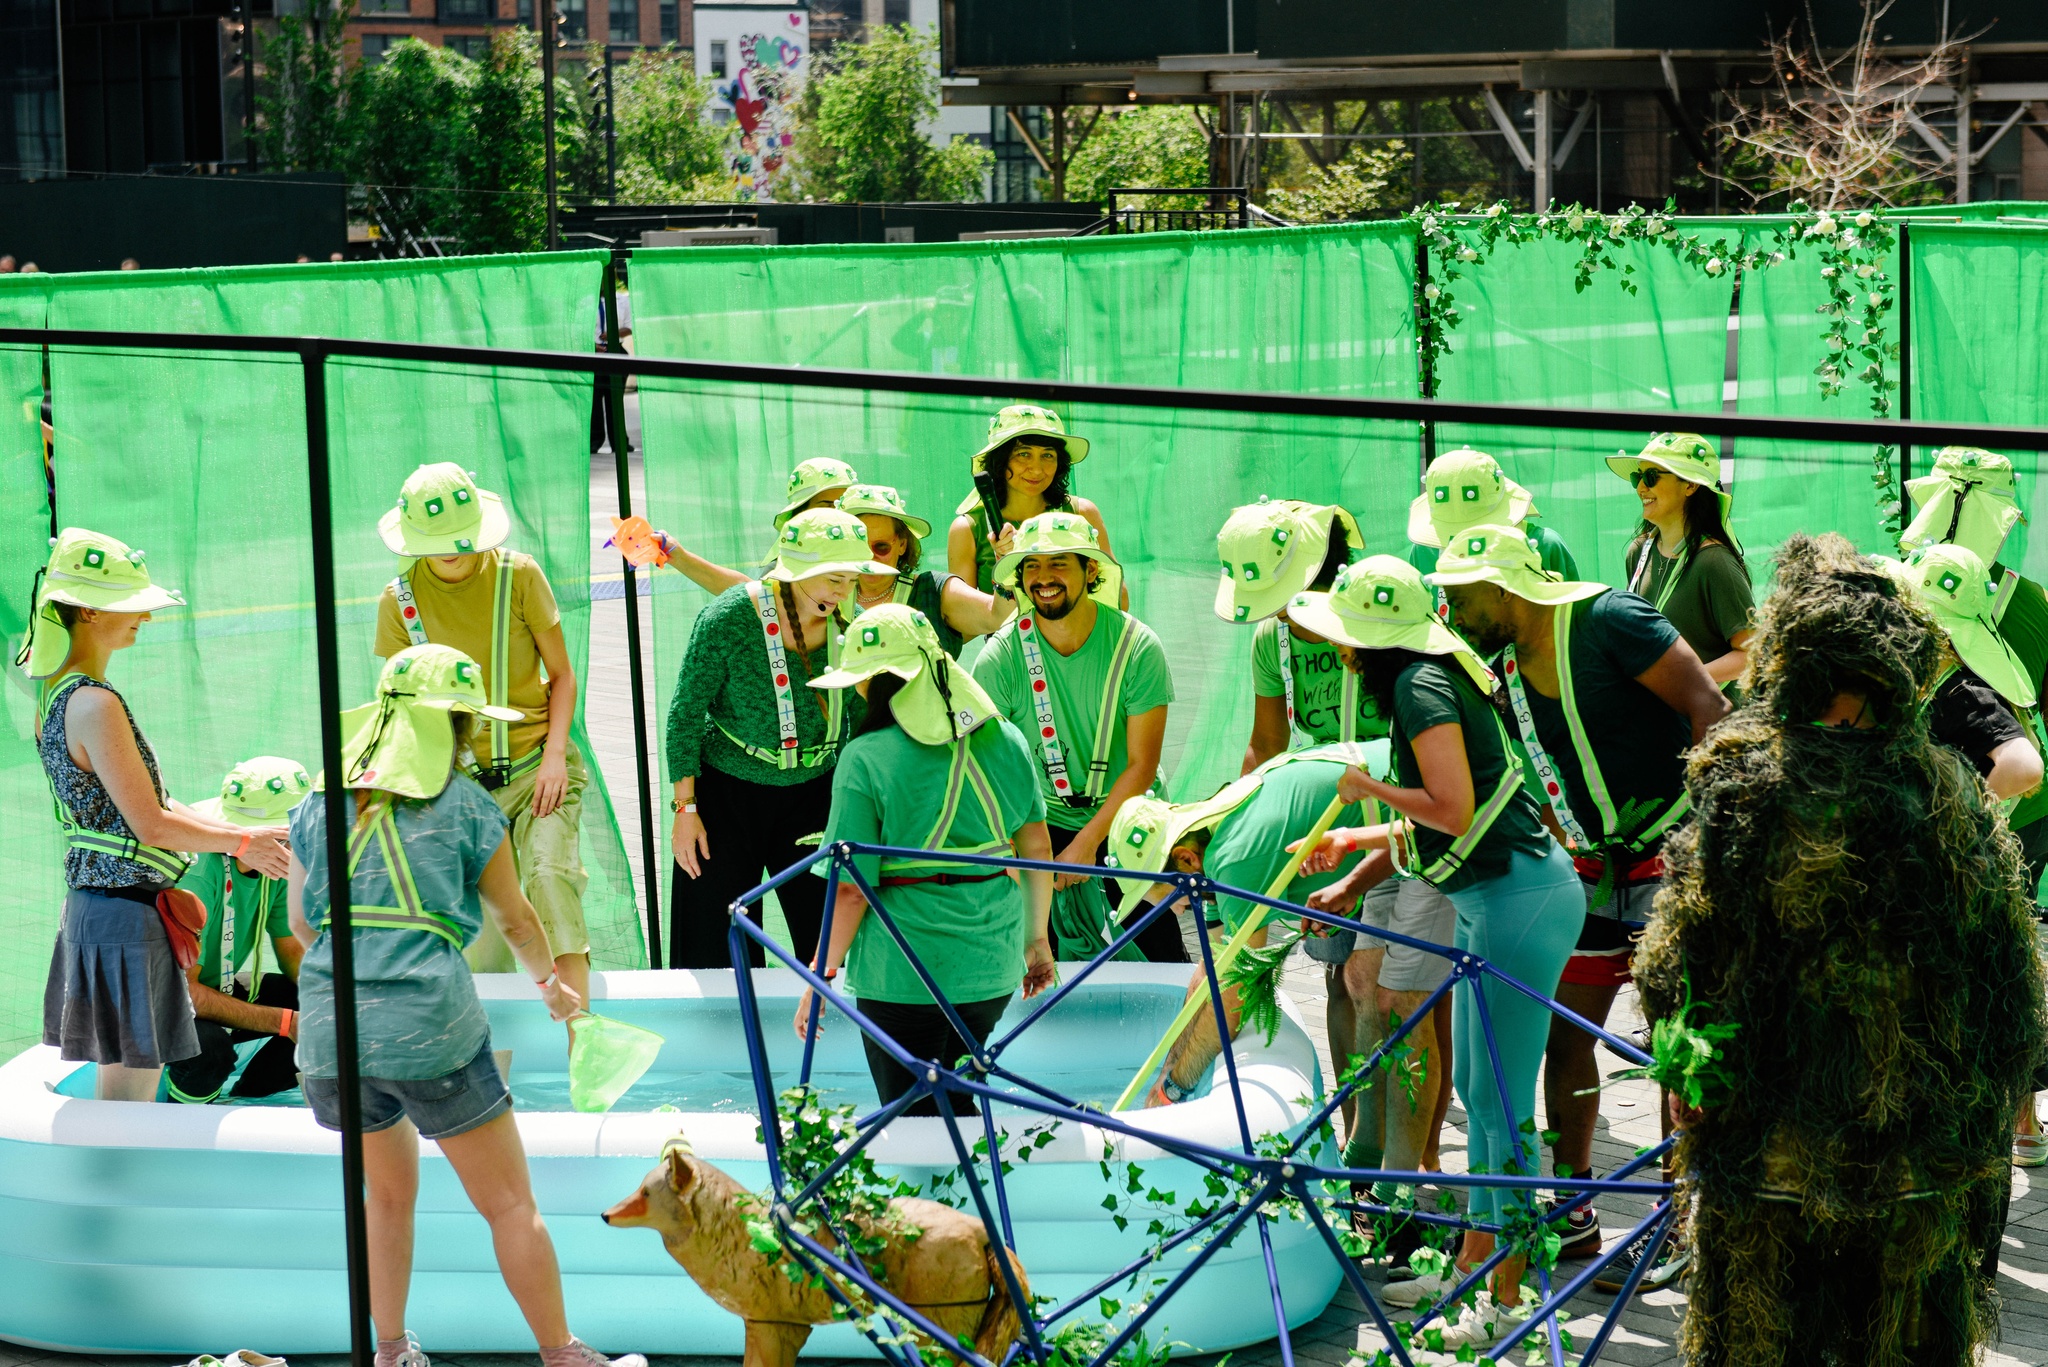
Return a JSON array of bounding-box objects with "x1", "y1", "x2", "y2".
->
[
  {"x1": 1423, "y1": 284, "x2": 1441, "y2": 299},
  {"x1": 1856, "y1": 211, "x2": 1874, "y2": 227},
  {"x1": 1457, "y1": 247, "x2": 1478, "y2": 262},
  {"x1": 1813, "y1": 215, "x2": 1838, "y2": 235},
  {"x1": 1829, "y1": 334, "x2": 1847, "y2": 349},
  {"x1": 1856, "y1": 263, "x2": 1875, "y2": 278},
  {"x1": 1821, "y1": 266, "x2": 1838, "y2": 278},
  {"x1": 1705, "y1": 257, "x2": 1724, "y2": 275}
]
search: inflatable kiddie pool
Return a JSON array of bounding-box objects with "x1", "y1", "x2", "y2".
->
[{"x1": 0, "y1": 965, "x2": 1338, "y2": 1355}]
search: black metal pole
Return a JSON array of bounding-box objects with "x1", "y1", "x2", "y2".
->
[
  {"x1": 1415, "y1": 232, "x2": 1436, "y2": 470},
  {"x1": 302, "y1": 343, "x2": 373, "y2": 1367},
  {"x1": 604, "y1": 52, "x2": 618, "y2": 206},
  {"x1": 603, "y1": 255, "x2": 663, "y2": 967},
  {"x1": 542, "y1": 1, "x2": 560, "y2": 250},
  {"x1": 1897, "y1": 222, "x2": 1914, "y2": 540},
  {"x1": 239, "y1": 0, "x2": 257, "y2": 171}
]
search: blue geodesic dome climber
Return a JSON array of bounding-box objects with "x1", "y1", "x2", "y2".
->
[{"x1": 725, "y1": 841, "x2": 1680, "y2": 1367}]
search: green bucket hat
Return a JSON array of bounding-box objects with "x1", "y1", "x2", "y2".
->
[
  {"x1": 835, "y1": 483, "x2": 933, "y2": 540},
  {"x1": 1213, "y1": 497, "x2": 1363, "y2": 624},
  {"x1": 1285, "y1": 555, "x2": 1495, "y2": 696},
  {"x1": 1427, "y1": 522, "x2": 1608, "y2": 607},
  {"x1": 338, "y1": 644, "x2": 524, "y2": 799},
  {"x1": 1606, "y1": 432, "x2": 1734, "y2": 525},
  {"x1": 1103, "y1": 778, "x2": 1265, "y2": 916},
  {"x1": 971, "y1": 403, "x2": 1089, "y2": 472},
  {"x1": 763, "y1": 508, "x2": 898, "y2": 583},
  {"x1": 1407, "y1": 448, "x2": 1537, "y2": 549},
  {"x1": 1890, "y1": 543, "x2": 2036, "y2": 708},
  {"x1": 808, "y1": 603, "x2": 1001, "y2": 744},
  {"x1": 378, "y1": 462, "x2": 511, "y2": 558},
  {"x1": 773, "y1": 458, "x2": 861, "y2": 529},
  {"x1": 990, "y1": 510, "x2": 1124, "y2": 607},
  {"x1": 193, "y1": 755, "x2": 313, "y2": 828},
  {"x1": 16, "y1": 527, "x2": 186, "y2": 679},
  {"x1": 1901, "y1": 447, "x2": 2025, "y2": 567}
]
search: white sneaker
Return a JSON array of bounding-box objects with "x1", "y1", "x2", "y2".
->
[
  {"x1": 1376, "y1": 1268, "x2": 1460, "y2": 1308},
  {"x1": 1433, "y1": 1291, "x2": 1532, "y2": 1349},
  {"x1": 375, "y1": 1334, "x2": 429, "y2": 1367},
  {"x1": 540, "y1": 1339, "x2": 647, "y2": 1367}
]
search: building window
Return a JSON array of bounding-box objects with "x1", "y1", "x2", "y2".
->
[
  {"x1": 883, "y1": 0, "x2": 908, "y2": 23},
  {"x1": 558, "y1": 0, "x2": 586, "y2": 40},
  {"x1": 360, "y1": 33, "x2": 399, "y2": 63},
  {"x1": 658, "y1": 0, "x2": 676, "y2": 41},
  {"x1": 359, "y1": 0, "x2": 410, "y2": 14},
  {"x1": 607, "y1": 0, "x2": 637, "y2": 43},
  {"x1": 709, "y1": 39, "x2": 725, "y2": 77},
  {"x1": 447, "y1": 33, "x2": 490, "y2": 57},
  {"x1": 440, "y1": 0, "x2": 490, "y2": 19}
]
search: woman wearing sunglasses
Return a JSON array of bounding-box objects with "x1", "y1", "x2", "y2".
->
[{"x1": 1610, "y1": 433, "x2": 1756, "y2": 687}]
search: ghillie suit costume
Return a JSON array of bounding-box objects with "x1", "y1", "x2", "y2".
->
[{"x1": 1635, "y1": 533, "x2": 2047, "y2": 1367}]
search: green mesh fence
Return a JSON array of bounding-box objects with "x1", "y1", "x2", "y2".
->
[{"x1": 0, "y1": 253, "x2": 643, "y2": 1061}]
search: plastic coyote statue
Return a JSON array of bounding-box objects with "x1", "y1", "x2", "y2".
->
[{"x1": 1635, "y1": 533, "x2": 2047, "y2": 1367}]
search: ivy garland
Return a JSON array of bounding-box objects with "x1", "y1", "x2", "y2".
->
[{"x1": 1407, "y1": 199, "x2": 1906, "y2": 536}]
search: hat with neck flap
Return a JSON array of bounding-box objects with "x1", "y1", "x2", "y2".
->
[
  {"x1": 16, "y1": 527, "x2": 185, "y2": 679},
  {"x1": 808, "y1": 603, "x2": 999, "y2": 744},
  {"x1": 1886, "y1": 543, "x2": 2036, "y2": 708},
  {"x1": 1901, "y1": 447, "x2": 2025, "y2": 568},
  {"x1": 1214, "y1": 497, "x2": 1362, "y2": 624},
  {"x1": 337, "y1": 644, "x2": 523, "y2": 800}
]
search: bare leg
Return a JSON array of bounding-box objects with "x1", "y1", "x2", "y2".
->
[
  {"x1": 1325, "y1": 960, "x2": 1360, "y2": 1141},
  {"x1": 1157, "y1": 927, "x2": 1267, "y2": 1097},
  {"x1": 1545, "y1": 981, "x2": 1621, "y2": 1179},
  {"x1": 1455, "y1": 1231, "x2": 1528, "y2": 1308},
  {"x1": 1334, "y1": 948, "x2": 1385, "y2": 1155},
  {"x1": 94, "y1": 1062, "x2": 161, "y2": 1102},
  {"x1": 436, "y1": 1110, "x2": 572, "y2": 1349},
  {"x1": 1424, "y1": 998, "x2": 1453, "y2": 1171},
  {"x1": 1378, "y1": 987, "x2": 1442, "y2": 1174},
  {"x1": 364, "y1": 1121, "x2": 422, "y2": 1343}
]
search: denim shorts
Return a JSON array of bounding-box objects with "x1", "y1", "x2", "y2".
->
[
  {"x1": 304, "y1": 1040, "x2": 512, "y2": 1141},
  {"x1": 1301, "y1": 878, "x2": 1458, "y2": 992}
]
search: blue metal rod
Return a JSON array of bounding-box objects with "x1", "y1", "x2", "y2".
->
[
  {"x1": 1254, "y1": 1214, "x2": 1297, "y2": 1367},
  {"x1": 772, "y1": 1229, "x2": 938, "y2": 1367},
  {"x1": 1484, "y1": 1198, "x2": 1678, "y2": 1364},
  {"x1": 1185, "y1": 885, "x2": 1259, "y2": 1154},
  {"x1": 729, "y1": 919, "x2": 788, "y2": 1192},
  {"x1": 1465, "y1": 960, "x2": 1533, "y2": 1208},
  {"x1": 1037, "y1": 1202, "x2": 1240, "y2": 1326},
  {"x1": 800, "y1": 852, "x2": 842, "y2": 1085},
  {"x1": 974, "y1": 1092, "x2": 1022, "y2": 1249},
  {"x1": 1084, "y1": 1185, "x2": 1271, "y2": 1367},
  {"x1": 1557, "y1": 1202, "x2": 1676, "y2": 1366},
  {"x1": 933, "y1": 1088, "x2": 1051, "y2": 1367},
  {"x1": 774, "y1": 1219, "x2": 1004, "y2": 1367},
  {"x1": 985, "y1": 884, "x2": 1193, "y2": 1057},
  {"x1": 1295, "y1": 1188, "x2": 1417, "y2": 1367},
  {"x1": 785, "y1": 1087, "x2": 929, "y2": 1212},
  {"x1": 731, "y1": 912, "x2": 941, "y2": 1076},
  {"x1": 839, "y1": 860, "x2": 993, "y2": 1062},
  {"x1": 726, "y1": 845, "x2": 832, "y2": 911},
  {"x1": 1281, "y1": 969, "x2": 1459, "y2": 1161}
]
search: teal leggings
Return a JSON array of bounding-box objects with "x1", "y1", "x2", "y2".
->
[{"x1": 1446, "y1": 843, "x2": 1583, "y2": 1223}]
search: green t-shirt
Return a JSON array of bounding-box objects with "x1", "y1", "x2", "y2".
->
[
  {"x1": 177, "y1": 851, "x2": 293, "y2": 993},
  {"x1": 1207, "y1": 754, "x2": 1368, "y2": 933},
  {"x1": 1391, "y1": 660, "x2": 1553, "y2": 895},
  {"x1": 1508, "y1": 590, "x2": 1687, "y2": 850},
  {"x1": 1624, "y1": 539, "x2": 1755, "y2": 665},
  {"x1": 1994, "y1": 566, "x2": 2048, "y2": 696},
  {"x1": 1251, "y1": 616, "x2": 1389, "y2": 744},
  {"x1": 823, "y1": 718, "x2": 1047, "y2": 1005},
  {"x1": 837, "y1": 570, "x2": 965, "y2": 661},
  {"x1": 972, "y1": 605, "x2": 1176, "y2": 831},
  {"x1": 292, "y1": 777, "x2": 508, "y2": 1080}
]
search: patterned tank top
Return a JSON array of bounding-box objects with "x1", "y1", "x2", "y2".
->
[{"x1": 38, "y1": 674, "x2": 174, "y2": 890}]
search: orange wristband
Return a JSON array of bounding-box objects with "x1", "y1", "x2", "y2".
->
[
  {"x1": 234, "y1": 832, "x2": 252, "y2": 861},
  {"x1": 277, "y1": 1008, "x2": 295, "y2": 1038}
]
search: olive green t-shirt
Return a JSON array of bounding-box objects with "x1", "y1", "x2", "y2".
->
[
  {"x1": 1250, "y1": 616, "x2": 1389, "y2": 744},
  {"x1": 1624, "y1": 539, "x2": 1755, "y2": 666},
  {"x1": 1391, "y1": 660, "x2": 1553, "y2": 894}
]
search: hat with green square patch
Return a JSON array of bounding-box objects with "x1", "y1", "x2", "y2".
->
[
  {"x1": 991, "y1": 510, "x2": 1124, "y2": 607},
  {"x1": 808, "y1": 602, "x2": 999, "y2": 745},
  {"x1": 1606, "y1": 432, "x2": 1735, "y2": 528},
  {"x1": 1427, "y1": 522, "x2": 1608, "y2": 607},
  {"x1": 1213, "y1": 497, "x2": 1363, "y2": 624},
  {"x1": 1901, "y1": 446, "x2": 2026, "y2": 567},
  {"x1": 1103, "y1": 777, "x2": 1264, "y2": 916},
  {"x1": 336, "y1": 643, "x2": 523, "y2": 799},
  {"x1": 379, "y1": 462, "x2": 511, "y2": 558},
  {"x1": 1887, "y1": 542, "x2": 2035, "y2": 708},
  {"x1": 835, "y1": 483, "x2": 933, "y2": 540},
  {"x1": 16, "y1": 527, "x2": 186, "y2": 679},
  {"x1": 1285, "y1": 554, "x2": 1495, "y2": 696},
  {"x1": 775, "y1": 458, "x2": 862, "y2": 529},
  {"x1": 763, "y1": 508, "x2": 899, "y2": 584},
  {"x1": 1407, "y1": 448, "x2": 1537, "y2": 549},
  {"x1": 971, "y1": 403, "x2": 1089, "y2": 472},
  {"x1": 193, "y1": 755, "x2": 313, "y2": 827}
]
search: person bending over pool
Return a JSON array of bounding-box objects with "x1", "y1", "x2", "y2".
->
[
  {"x1": 791, "y1": 604, "x2": 1054, "y2": 1114},
  {"x1": 22, "y1": 528, "x2": 291, "y2": 1103},
  {"x1": 288, "y1": 644, "x2": 644, "y2": 1367}
]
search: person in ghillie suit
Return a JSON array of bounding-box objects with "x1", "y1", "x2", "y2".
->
[{"x1": 1635, "y1": 532, "x2": 2046, "y2": 1367}]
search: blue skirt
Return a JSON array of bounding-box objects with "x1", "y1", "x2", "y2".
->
[{"x1": 43, "y1": 887, "x2": 200, "y2": 1069}]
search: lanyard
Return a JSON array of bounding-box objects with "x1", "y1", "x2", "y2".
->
[
  {"x1": 1501, "y1": 622, "x2": 1593, "y2": 850},
  {"x1": 219, "y1": 865, "x2": 277, "y2": 996},
  {"x1": 1275, "y1": 620, "x2": 1360, "y2": 746},
  {"x1": 1629, "y1": 539, "x2": 1690, "y2": 613},
  {"x1": 1016, "y1": 610, "x2": 1138, "y2": 806},
  {"x1": 748, "y1": 579, "x2": 804, "y2": 769}
]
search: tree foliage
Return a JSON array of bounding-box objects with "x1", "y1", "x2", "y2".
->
[
  {"x1": 343, "y1": 37, "x2": 471, "y2": 248},
  {"x1": 1263, "y1": 142, "x2": 1410, "y2": 223},
  {"x1": 1061, "y1": 106, "x2": 1211, "y2": 209},
  {"x1": 255, "y1": 0, "x2": 352, "y2": 173},
  {"x1": 607, "y1": 45, "x2": 729, "y2": 203},
  {"x1": 449, "y1": 30, "x2": 548, "y2": 253},
  {"x1": 798, "y1": 25, "x2": 990, "y2": 202}
]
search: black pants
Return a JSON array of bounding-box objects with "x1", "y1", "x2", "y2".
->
[
  {"x1": 166, "y1": 975, "x2": 299, "y2": 1103},
  {"x1": 668, "y1": 764, "x2": 834, "y2": 970},
  {"x1": 859, "y1": 994, "x2": 1012, "y2": 1117},
  {"x1": 1046, "y1": 823, "x2": 1189, "y2": 964}
]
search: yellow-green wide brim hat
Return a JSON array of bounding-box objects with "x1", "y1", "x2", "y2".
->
[
  {"x1": 763, "y1": 508, "x2": 898, "y2": 583},
  {"x1": 193, "y1": 755, "x2": 314, "y2": 827},
  {"x1": 808, "y1": 603, "x2": 999, "y2": 744},
  {"x1": 1407, "y1": 448, "x2": 1536, "y2": 549},
  {"x1": 1888, "y1": 545, "x2": 2037, "y2": 708},
  {"x1": 991, "y1": 510, "x2": 1123, "y2": 607},
  {"x1": 774, "y1": 458, "x2": 862, "y2": 529},
  {"x1": 1286, "y1": 555, "x2": 1496, "y2": 696},
  {"x1": 18, "y1": 527, "x2": 185, "y2": 678},
  {"x1": 1901, "y1": 447, "x2": 2024, "y2": 566},
  {"x1": 339, "y1": 644, "x2": 523, "y2": 798},
  {"x1": 1104, "y1": 777, "x2": 1264, "y2": 916},
  {"x1": 972, "y1": 403, "x2": 1089, "y2": 472},
  {"x1": 1428, "y1": 523, "x2": 1608, "y2": 607},
  {"x1": 378, "y1": 462, "x2": 511, "y2": 558},
  {"x1": 836, "y1": 483, "x2": 933, "y2": 540},
  {"x1": 1606, "y1": 432, "x2": 1734, "y2": 525},
  {"x1": 1214, "y1": 498, "x2": 1363, "y2": 624}
]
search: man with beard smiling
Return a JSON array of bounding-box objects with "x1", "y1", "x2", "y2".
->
[
  {"x1": 972, "y1": 513, "x2": 1179, "y2": 963},
  {"x1": 1429, "y1": 524, "x2": 1725, "y2": 1282}
]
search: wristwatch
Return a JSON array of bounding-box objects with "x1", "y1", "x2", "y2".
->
[{"x1": 670, "y1": 798, "x2": 698, "y2": 814}]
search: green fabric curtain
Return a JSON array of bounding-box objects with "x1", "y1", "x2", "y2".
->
[
  {"x1": 630, "y1": 223, "x2": 1423, "y2": 831},
  {"x1": 0, "y1": 253, "x2": 640, "y2": 1061}
]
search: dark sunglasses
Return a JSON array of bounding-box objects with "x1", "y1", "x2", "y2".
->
[{"x1": 1628, "y1": 469, "x2": 1669, "y2": 490}]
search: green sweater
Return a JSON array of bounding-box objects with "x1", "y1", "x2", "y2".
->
[{"x1": 665, "y1": 583, "x2": 862, "y2": 787}]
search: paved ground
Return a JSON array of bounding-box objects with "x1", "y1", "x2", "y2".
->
[{"x1": 7, "y1": 443, "x2": 2045, "y2": 1367}]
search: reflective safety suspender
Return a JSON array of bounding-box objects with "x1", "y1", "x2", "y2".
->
[
  {"x1": 877, "y1": 732, "x2": 1014, "y2": 880},
  {"x1": 36, "y1": 672, "x2": 193, "y2": 883},
  {"x1": 217, "y1": 866, "x2": 279, "y2": 998},
  {"x1": 318, "y1": 799, "x2": 465, "y2": 948},
  {"x1": 392, "y1": 552, "x2": 544, "y2": 787},
  {"x1": 1017, "y1": 609, "x2": 1139, "y2": 807},
  {"x1": 718, "y1": 580, "x2": 846, "y2": 771},
  {"x1": 1628, "y1": 540, "x2": 1691, "y2": 614},
  {"x1": 1381, "y1": 702, "x2": 1527, "y2": 887},
  {"x1": 1275, "y1": 621, "x2": 1360, "y2": 746}
]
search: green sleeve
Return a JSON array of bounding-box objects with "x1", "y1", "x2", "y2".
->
[
  {"x1": 1250, "y1": 618, "x2": 1285, "y2": 698},
  {"x1": 1120, "y1": 622, "x2": 1176, "y2": 714},
  {"x1": 972, "y1": 628, "x2": 1021, "y2": 720},
  {"x1": 666, "y1": 587, "x2": 743, "y2": 781},
  {"x1": 1696, "y1": 545, "x2": 1757, "y2": 645},
  {"x1": 820, "y1": 742, "x2": 884, "y2": 886},
  {"x1": 1535, "y1": 525, "x2": 1581, "y2": 580},
  {"x1": 261, "y1": 876, "x2": 293, "y2": 939},
  {"x1": 1392, "y1": 662, "x2": 1465, "y2": 736}
]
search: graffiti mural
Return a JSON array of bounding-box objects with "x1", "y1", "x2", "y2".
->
[{"x1": 705, "y1": 10, "x2": 807, "y2": 201}]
